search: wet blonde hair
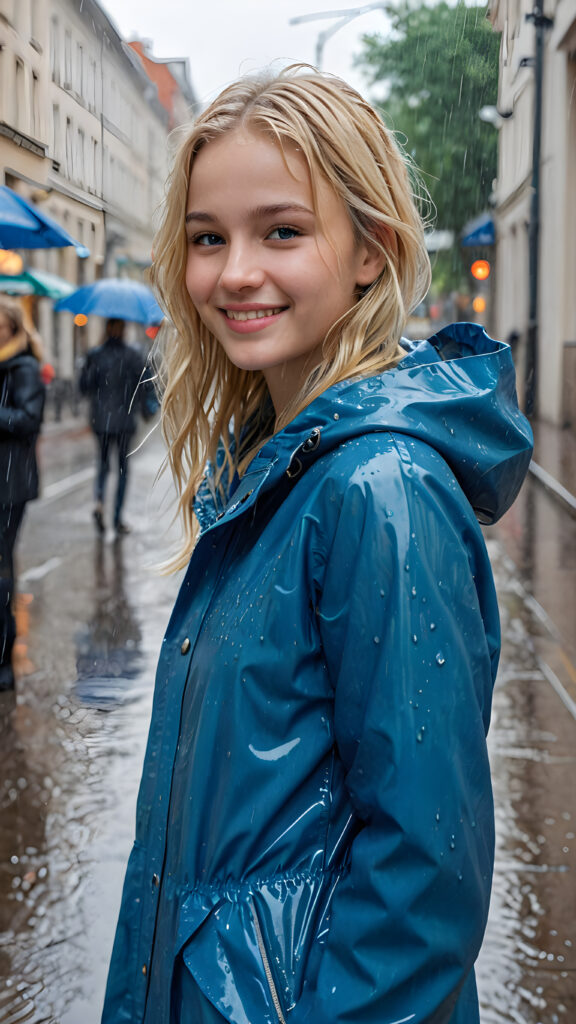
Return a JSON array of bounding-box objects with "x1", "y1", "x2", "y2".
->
[
  {"x1": 151, "y1": 65, "x2": 431, "y2": 568},
  {"x1": 0, "y1": 296, "x2": 43, "y2": 360}
]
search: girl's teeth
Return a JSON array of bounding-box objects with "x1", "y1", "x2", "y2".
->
[{"x1": 226, "y1": 308, "x2": 283, "y2": 321}]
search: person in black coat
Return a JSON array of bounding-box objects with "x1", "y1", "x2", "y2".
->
[
  {"x1": 79, "y1": 318, "x2": 146, "y2": 536},
  {"x1": 0, "y1": 298, "x2": 45, "y2": 691}
]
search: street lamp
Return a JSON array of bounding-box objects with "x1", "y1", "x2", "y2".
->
[{"x1": 289, "y1": 4, "x2": 389, "y2": 70}]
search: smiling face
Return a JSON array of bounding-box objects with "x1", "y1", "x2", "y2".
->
[{"x1": 185, "y1": 128, "x2": 384, "y2": 413}]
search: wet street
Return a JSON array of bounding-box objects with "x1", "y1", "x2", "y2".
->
[{"x1": 0, "y1": 418, "x2": 575, "y2": 1024}]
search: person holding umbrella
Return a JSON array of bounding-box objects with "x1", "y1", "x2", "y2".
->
[
  {"x1": 79, "y1": 318, "x2": 146, "y2": 536},
  {"x1": 0, "y1": 297, "x2": 45, "y2": 691}
]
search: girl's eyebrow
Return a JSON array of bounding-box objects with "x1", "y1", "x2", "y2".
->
[{"x1": 185, "y1": 202, "x2": 314, "y2": 224}]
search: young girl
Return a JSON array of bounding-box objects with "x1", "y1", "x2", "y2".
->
[{"x1": 102, "y1": 67, "x2": 532, "y2": 1024}]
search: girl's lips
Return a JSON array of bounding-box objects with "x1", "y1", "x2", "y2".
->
[{"x1": 219, "y1": 307, "x2": 287, "y2": 334}]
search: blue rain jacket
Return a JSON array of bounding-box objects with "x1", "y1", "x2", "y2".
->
[{"x1": 102, "y1": 324, "x2": 533, "y2": 1024}]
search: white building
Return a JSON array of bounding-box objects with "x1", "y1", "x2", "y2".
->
[
  {"x1": 489, "y1": 0, "x2": 576, "y2": 427},
  {"x1": 0, "y1": 0, "x2": 194, "y2": 384}
]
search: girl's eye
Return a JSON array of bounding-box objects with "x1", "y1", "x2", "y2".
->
[
  {"x1": 192, "y1": 232, "x2": 224, "y2": 247},
  {"x1": 268, "y1": 226, "x2": 300, "y2": 241}
]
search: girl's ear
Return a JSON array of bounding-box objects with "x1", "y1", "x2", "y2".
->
[{"x1": 355, "y1": 224, "x2": 397, "y2": 287}]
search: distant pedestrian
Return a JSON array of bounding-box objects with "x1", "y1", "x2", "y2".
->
[
  {"x1": 0, "y1": 297, "x2": 45, "y2": 692},
  {"x1": 79, "y1": 318, "x2": 146, "y2": 536}
]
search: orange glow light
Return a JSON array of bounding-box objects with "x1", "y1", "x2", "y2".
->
[
  {"x1": 0, "y1": 249, "x2": 24, "y2": 275},
  {"x1": 473, "y1": 296, "x2": 487, "y2": 313},
  {"x1": 74, "y1": 313, "x2": 88, "y2": 327},
  {"x1": 470, "y1": 259, "x2": 490, "y2": 281},
  {"x1": 145, "y1": 325, "x2": 160, "y2": 339}
]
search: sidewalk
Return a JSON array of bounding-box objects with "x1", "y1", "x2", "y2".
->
[
  {"x1": 529, "y1": 418, "x2": 576, "y2": 513},
  {"x1": 40, "y1": 407, "x2": 89, "y2": 439}
]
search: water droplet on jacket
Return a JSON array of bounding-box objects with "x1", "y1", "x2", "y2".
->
[
  {"x1": 436, "y1": 811, "x2": 440, "y2": 822},
  {"x1": 416, "y1": 726, "x2": 425, "y2": 742},
  {"x1": 373, "y1": 636, "x2": 380, "y2": 644},
  {"x1": 404, "y1": 562, "x2": 410, "y2": 572},
  {"x1": 458, "y1": 872, "x2": 463, "y2": 881},
  {"x1": 449, "y1": 836, "x2": 455, "y2": 849},
  {"x1": 411, "y1": 586, "x2": 417, "y2": 598},
  {"x1": 412, "y1": 634, "x2": 418, "y2": 644},
  {"x1": 386, "y1": 509, "x2": 393, "y2": 517},
  {"x1": 430, "y1": 622, "x2": 436, "y2": 631},
  {"x1": 436, "y1": 652, "x2": 446, "y2": 666},
  {"x1": 380, "y1": 589, "x2": 385, "y2": 597}
]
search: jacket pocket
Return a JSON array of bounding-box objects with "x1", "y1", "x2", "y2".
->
[
  {"x1": 250, "y1": 896, "x2": 287, "y2": 1024},
  {"x1": 178, "y1": 893, "x2": 280, "y2": 1024}
]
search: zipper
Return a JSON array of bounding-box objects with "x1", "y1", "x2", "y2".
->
[{"x1": 250, "y1": 896, "x2": 287, "y2": 1024}]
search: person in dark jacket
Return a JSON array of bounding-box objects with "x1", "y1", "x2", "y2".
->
[
  {"x1": 79, "y1": 318, "x2": 145, "y2": 536},
  {"x1": 0, "y1": 297, "x2": 45, "y2": 691},
  {"x1": 102, "y1": 69, "x2": 533, "y2": 1024}
]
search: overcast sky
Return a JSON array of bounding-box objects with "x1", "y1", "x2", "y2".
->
[{"x1": 102, "y1": 0, "x2": 390, "y2": 106}]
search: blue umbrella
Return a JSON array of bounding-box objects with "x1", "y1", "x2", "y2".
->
[
  {"x1": 0, "y1": 185, "x2": 89, "y2": 253},
  {"x1": 55, "y1": 277, "x2": 164, "y2": 324}
]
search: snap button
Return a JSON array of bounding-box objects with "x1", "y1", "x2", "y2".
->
[
  {"x1": 301, "y1": 427, "x2": 321, "y2": 453},
  {"x1": 181, "y1": 638, "x2": 191, "y2": 654}
]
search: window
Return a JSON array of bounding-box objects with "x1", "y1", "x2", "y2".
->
[
  {"x1": 50, "y1": 17, "x2": 60, "y2": 84},
  {"x1": 92, "y1": 138, "x2": 99, "y2": 192},
  {"x1": 65, "y1": 116, "x2": 73, "y2": 177},
  {"x1": 31, "y1": 0, "x2": 39, "y2": 44},
  {"x1": 77, "y1": 128, "x2": 85, "y2": 185},
  {"x1": 52, "y1": 104, "x2": 61, "y2": 159},
  {"x1": 15, "y1": 59, "x2": 25, "y2": 131},
  {"x1": 76, "y1": 42, "x2": 84, "y2": 98},
  {"x1": 64, "y1": 30, "x2": 72, "y2": 88},
  {"x1": 32, "y1": 71, "x2": 40, "y2": 138}
]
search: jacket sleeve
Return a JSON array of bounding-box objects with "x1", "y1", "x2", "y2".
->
[
  {"x1": 0, "y1": 360, "x2": 45, "y2": 438},
  {"x1": 293, "y1": 436, "x2": 499, "y2": 1024},
  {"x1": 78, "y1": 352, "x2": 96, "y2": 396}
]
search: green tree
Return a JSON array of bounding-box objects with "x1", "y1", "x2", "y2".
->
[{"x1": 357, "y1": 1, "x2": 499, "y2": 245}]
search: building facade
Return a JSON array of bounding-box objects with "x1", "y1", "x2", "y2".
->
[
  {"x1": 489, "y1": 0, "x2": 576, "y2": 427},
  {"x1": 0, "y1": 0, "x2": 195, "y2": 382}
]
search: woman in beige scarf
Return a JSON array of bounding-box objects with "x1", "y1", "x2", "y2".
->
[{"x1": 0, "y1": 297, "x2": 45, "y2": 691}]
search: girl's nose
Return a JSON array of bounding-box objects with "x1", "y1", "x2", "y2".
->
[{"x1": 219, "y1": 242, "x2": 265, "y2": 292}]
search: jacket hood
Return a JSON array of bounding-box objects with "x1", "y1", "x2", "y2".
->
[{"x1": 197, "y1": 322, "x2": 533, "y2": 531}]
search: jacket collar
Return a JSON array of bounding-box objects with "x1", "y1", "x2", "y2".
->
[{"x1": 195, "y1": 323, "x2": 533, "y2": 535}]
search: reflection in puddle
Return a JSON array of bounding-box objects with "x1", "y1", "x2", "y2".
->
[{"x1": 74, "y1": 538, "x2": 143, "y2": 708}]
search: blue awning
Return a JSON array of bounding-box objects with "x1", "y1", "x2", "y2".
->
[{"x1": 461, "y1": 212, "x2": 495, "y2": 247}]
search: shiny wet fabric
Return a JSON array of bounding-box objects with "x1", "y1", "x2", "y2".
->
[{"x1": 102, "y1": 325, "x2": 533, "y2": 1024}]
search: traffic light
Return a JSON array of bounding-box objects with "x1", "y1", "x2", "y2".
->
[{"x1": 470, "y1": 259, "x2": 491, "y2": 281}]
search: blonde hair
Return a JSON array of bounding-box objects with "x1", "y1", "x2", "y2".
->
[
  {"x1": 0, "y1": 296, "x2": 43, "y2": 360},
  {"x1": 151, "y1": 65, "x2": 431, "y2": 569},
  {"x1": 0, "y1": 296, "x2": 24, "y2": 338}
]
